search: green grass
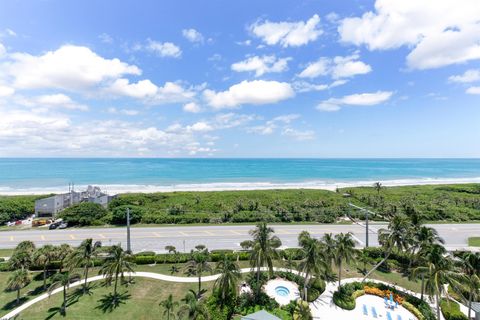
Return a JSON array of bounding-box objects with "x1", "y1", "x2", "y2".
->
[
  {"x1": 468, "y1": 237, "x2": 480, "y2": 247},
  {"x1": 0, "y1": 248, "x2": 13, "y2": 257},
  {"x1": 17, "y1": 277, "x2": 211, "y2": 320}
]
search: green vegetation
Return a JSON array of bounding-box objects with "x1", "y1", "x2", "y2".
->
[
  {"x1": 440, "y1": 299, "x2": 468, "y2": 320},
  {"x1": 468, "y1": 237, "x2": 480, "y2": 247},
  {"x1": 1, "y1": 184, "x2": 480, "y2": 227}
]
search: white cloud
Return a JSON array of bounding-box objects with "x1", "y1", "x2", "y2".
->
[
  {"x1": 298, "y1": 54, "x2": 371, "y2": 79},
  {"x1": 0, "y1": 43, "x2": 5, "y2": 57},
  {"x1": 449, "y1": 69, "x2": 480, "y2": 83},
  {"x1": 247, "y1": 114, "x2": 300, "y2": 135},
  {"x1": 250, "y1": 14, "x2": 323, "y2": 47},
  {"x1": 98, "y1": 33, "x2": 113, "y2": 44},
  {"x1": 183, "y1": 102, "x2": 201, "y2": 113},
  {"x1": 203, "y1": 80, "x2": 294, "y2": 109},
  {"x1": 0, "y1": 85, "x2": 14, "y2": 97},
  {"x1": 466, "y1": 86, "x2": 480, "y2": 95},
  {"x1": 182, "y1": 29, "x2": 204, "y2": 43},
  {"x1": 293, "y1": 79, "x2": 348, "y2": 93},
  {"x1": 316, "y1": 91, "x2": 393, "y2": 112},
  {"x1": 187, "y1": 121, "x2": 213, "y2": 132},
  {"x1": 338, "y1": 0, "x2": 480, "y2": 69},
  {"x1": 231, "y1": 55, "x2": 291, "y2": 77},
  {"x1": 281, "y1": 128, "x2": 315, "y2": 141},
  {"x1": 107, "y1": 107, "x2": 139, "y2": 116},
  {"x1": 107, "y1": 78, "x2": 158, "y2": 98},
  {"x1": 146, "y1": 40, "x2": 182, "y2": 58},
  {"x1": 35, "y1": 93, "x2": 88, "y2": 111},
  {"x1": 5, "y1": 45, "x2": 141, "y2": 91}
]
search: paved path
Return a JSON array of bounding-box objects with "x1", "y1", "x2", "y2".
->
[{"x1": 1, "y1": 223, "x2": 478, "y2": 252}]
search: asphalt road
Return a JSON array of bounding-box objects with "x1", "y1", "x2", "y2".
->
[{"x1": 0, "y1": 223, "x2": 478, "y2": 253}]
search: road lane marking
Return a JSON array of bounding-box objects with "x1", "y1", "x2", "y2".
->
[
  {"x1": 153, "y1": 232, "x2": 162, "y2": 237},
  {"x1": 179, "y1": 231, "x2": 189, "y2": 237},
  {"x1": 204, "y1": 231, "x2": 215, "y2": 236},
  {"x1": 9, "y1": 236, "x2": 14, "y2": 242},
  {"x1": 99, "y1": 234, "x2": 106, "y2": 239},
  {"x1": 229, "y1": 230, "x2": 243, "y2": 235},
  {"x1": 40, "y1": 235, "x2": 46, "y2": 241},
  {"x1": 69, "y1": 235, "x2": 76, "y2": 240}
]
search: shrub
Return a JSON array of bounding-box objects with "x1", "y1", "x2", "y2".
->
[
  {"x1": 333, "y1": 290, "x2": 355, "y2": 310},
  {"x1": 59, "y1": 202, "x2": 108, "y2": 226},
  {"x1": 135, "y1": 251, "x2": 156, "y2": 257},
  {"x1": 402, "y1": 301, "x2": 425, "y2": 320},
  {"x1": 110, "y1": 205, "x2": 144, "y2": 224},
  {"x1": 135, "y1": 256, "x2": 155, "y2": 264},
  {"x1": 441, "y1": 299, "x2": 468, "y2": 320}
]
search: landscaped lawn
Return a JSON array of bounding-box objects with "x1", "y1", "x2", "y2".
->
[
  {"x1": 468, "y1": 237, "x2": 480, "y2": 247},
  {"x1": 0, "y1": 248, "x2": 14, "y2": 257},
  {"x1": 18, "y1": 278, "x2": 212, "y2": 320}
]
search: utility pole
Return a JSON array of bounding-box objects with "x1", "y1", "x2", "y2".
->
[
  {"x1": 348, "y1": 203, "x2": 375, "y2": 248},
  {"x1": 126, "y1": 208, "x2": 131, "y2": 253}
]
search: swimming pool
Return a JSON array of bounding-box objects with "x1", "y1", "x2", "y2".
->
[{"x1": 275, "y1": 286, "x2": 290, "y2": 297}]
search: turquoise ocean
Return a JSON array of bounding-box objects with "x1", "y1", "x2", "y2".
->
[{"x1": 0, "y1": 158, "x2": 479, "y2": 194}]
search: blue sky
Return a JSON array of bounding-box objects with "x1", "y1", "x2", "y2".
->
[{"x1": 0, "y1": 0, "x2": 479, "y2": 157}]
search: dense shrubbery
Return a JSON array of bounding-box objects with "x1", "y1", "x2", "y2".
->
[
  {"x1": 59, "y1": 202, "x2": 108, "y2": 226},
  {"x1": 2, "y1": 184, "x2": 479, "y2": 226},
  {"x1": 440, "y1": 299, "x2": 468, "y2": 320}
]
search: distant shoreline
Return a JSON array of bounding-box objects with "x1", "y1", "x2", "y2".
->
[{"x1": 1, "y1": 177, "x2": 479, "y2": 195}]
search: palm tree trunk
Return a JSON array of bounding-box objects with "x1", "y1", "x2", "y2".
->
[
  {"x1": 304, "y1": 273, "x2": 309, "y2": 300},
  {"x1": 362, "y1": 249, "x2": 391, "y2": 281},
  {"x1": 62, "y1": 286, "x2": 67, "y2": 314},
  {"x1": 198, "y1": 273, "x2": 202, "y2": 294},
  {"x1": 420, "y1": 275, "x2": 425, "y2": 301},
  {"x1": 43, "y1": 265, "x2": 47, "y2": 290},
  {"x1": 435, "y1": 291, "x2": 440, "y2": 320},
  {"x1": 114, "y1": 271, "x2": 119, "y2": 296},
  {"x1": 338, "y1": 261, "x2": 342, "y2": 287},
  {"x1": 84, "y1": 264, "x2": 89, "y2": 293},
  {"x1": 16, "y1": 289, "x2": 20, "y2": 304}
]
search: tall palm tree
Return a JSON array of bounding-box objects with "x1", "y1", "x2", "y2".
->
[
  {"x1": 297, "y1": 231, "x2": 328, "y2": 300},
  {"x1": 34, "y1": 245, "x2": 56, "y2": 290},
  {"x1": 321, "y1": 233, "x2": 336, "y2": 266},
  {"x1": 178, "y1": 290, "x2": 209, "y2": 320},
  {"x1": 414, "y1": 243, "x2": 447, "y2": 301},
  {"x1": 56, "y1": 244, "x2": 73, "y2": 273},
  {"x1": 413, "y1": 258, "x2": 464, "y2": 320},
  {"x1": 184, "y1": 248, "x2": 212, "y2": 296},
  {"x1": 6, "y1": 269, "x2": 31, "y2": 305},
  {"x1": 213, "y1": 256, "x2": 241, "y2": 308},
  {"x1": 10, "y1": 241, "x2": 36, "y2": 270},
  {"x1": 48, "y1": 272, "x2": 81, "y2": 316},
  {"x1": 334, "y1": 232, "x2": 356, "y2": 287},
  {"x1": 283, "y1": 250, "x2": 297, "y2": 273},
  {"x1": 373, "y1": 182, "x2": 382, "y2": 194},
  {"x1": 409, "y1": 226, "x2": 444, "y2": 267},
  {"x1": 455, "y1": 251, "x2": 480, "y2": 319},
  {"x1": 100, "y1": 245, "x2": 135, "y2": 298},
  {"x1": 242, "y1": 223, "x2": 282, "y2": 295},
  {"x1": 68, "y1": 238, "x2": 102, "y2": 293},
  {"x1": 363, "y1": 214, "x2": 410, "y2": 281},
  {"x1": 160, "y1": 294, "x2": 178, "y2": 320}
]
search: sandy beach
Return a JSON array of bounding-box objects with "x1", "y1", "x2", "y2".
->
[{"x1": 1, "y1": 176, "x2": 479, "y2": 195}]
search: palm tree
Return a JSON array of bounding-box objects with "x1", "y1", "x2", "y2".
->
[
  {"x1": 48, "y1": 272, "x2": 81, "y2": 315},
  {"x1": 34, "y1": 245, "x2": 56, "y2": 290},
  {"x1": 297, "y1": 231, "x2": 328, "y2": 300},
  {"x1": 178, "y1": 290, "x2": 209, "y2": 320},
  {"x1": 293, "y1": 299, "x2": 312, "y2": 320},
  {"x1": 160, "y1": 294, "x2": 178, "y2": 320},
  {"x1": 373, "y1": 182, "x2": 382, "y2": 194},
  {"x1": 363, "y1": 214, "x2": 410, "y2": 281},
  {"x1": 56, "y1": 244, "x2": 73, "y2": 273},
  {"x1": 213, "y1": 256, "x2": 241, "y2": 308},
  {"x1": 6, "y1": 269, "x2": 31, "y2": 305},
  {"x1": 321, "y1": 233, "x2": 336, "y2": 265},
  {"x1": 10, "y1": 240, "x2": 36, "y2": 270},
  {"x1": 413, "y1": 258, "x2": 464, "y2": 320},
  {"x1": 283, "y1": 250, "x2": 297, "y2": 273},
  {"x1": 100, "y1": 245, "x2": 135, "y2": 298},
  {"x1": 455, "y1": 251, "x2": 480, "y2": 319},
  {"x1": 242, "y1": 223, "x2": 282, "y2": 295},
  {"x1": 409, "y1": 225, "x2": 444, "y2": 268},
  {"x1": 334, "y1": 232, "x2": 356, "y2": 287},
  {"x1": 184, "y1": 248, "x2": 212, "y2": 296},
  {"x1": 357, "y1": 248, "x2": 370, "y2": 275},
  {"x1": 68, "y1": 238, "x2": 102, "y2": 293}
]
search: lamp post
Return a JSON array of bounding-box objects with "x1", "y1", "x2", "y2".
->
[
  {"x1": 126, "y1": 208, "x2": 131, "y2": 253},
  {"x1": 348, "y1": 203, "x2": 373, "y2": 248}
]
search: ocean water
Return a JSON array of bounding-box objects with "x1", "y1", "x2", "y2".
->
[{"x1": 0, "y1": 158, "x2": 479, "y2": 194}]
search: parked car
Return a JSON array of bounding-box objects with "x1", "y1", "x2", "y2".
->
[
  {"x1": 58, "y1": 222, "x2": 68, "y2": 229},
  {"x1": 49, "y1": 223, "x2": 59, "y2": 230}
]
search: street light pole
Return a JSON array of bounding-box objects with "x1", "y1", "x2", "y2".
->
[
  {"x1": 126, "y1": 208, "x2": 131, "y2": 253},
  {"x1": 348, "y1": 203, "x2": 373, "y2": 248}
]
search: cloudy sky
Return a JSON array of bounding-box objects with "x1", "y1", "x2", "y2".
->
[{"x1": 0, "y1": 0, "x2": 479, "y2": 157}]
